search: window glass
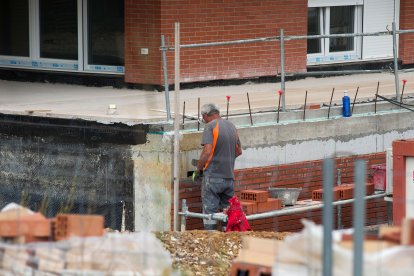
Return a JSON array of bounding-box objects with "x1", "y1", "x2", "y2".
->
[
  {"x1": 88, "y1": 0, "x2": 124, "y2": 66},
  {"x1": 0, "y1": 0, "x2": 29, "y2": 57},
  {"x1": 307, "y1": 7, "x2": 321, "y2": 54},
  {"x1": 40, "y1": 0, "x2": 78, "y2": 60},
  {"x1": 329, "y1": 6, "x2": 354, "y2": 52}
]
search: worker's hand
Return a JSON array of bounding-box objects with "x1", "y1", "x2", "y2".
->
[{"x1": 192, "y1": 170, "x2": 202, "y2": 182}]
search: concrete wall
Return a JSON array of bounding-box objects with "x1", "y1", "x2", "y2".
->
[{"x1": 0, "y1": 114, "x2": 147, "y2": 231}]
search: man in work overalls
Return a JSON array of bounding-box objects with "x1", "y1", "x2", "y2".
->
[{"x1": 193, "y1": 103, "x2": 242, "y2": 230}]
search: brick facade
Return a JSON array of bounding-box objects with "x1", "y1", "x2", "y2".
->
[
  {"x1": 400, "y1": 0, "x2": 414, "y2": 65},
  {"x1": 177, "y1": 152, "x2": 388, "y2": 231},
  {"x1": 125, "y1": 0, "x2": 307, "y2": 85}
]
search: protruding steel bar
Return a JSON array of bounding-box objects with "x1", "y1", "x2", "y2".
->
[
  {"x1": 352, "y1": 86, "x2": 359, "y2": 114},
  {"x1": 374, "y1": 82, "x2": 380, "y2": 114},
  {"x1": 182, "y1": 101, "x2": 185, "y2": 128},
  {"x1": 247, "y1": 92, "x2": 253, "y2": 126},
  {"x1": 303, "y1": 90, "x2": 308, "y2": 121},
  {"x1": 327, "y1": 88, "x2": 335, "y2": 119}
]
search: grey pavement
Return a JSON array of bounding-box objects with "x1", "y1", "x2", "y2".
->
[{"x1": 1, "y1": 71, "x2": 414, "y2": 124}]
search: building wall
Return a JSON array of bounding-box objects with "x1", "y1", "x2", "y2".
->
[
  {"x1": 124, "y1": 0, "x2": 308, "y2": 85},
  {"x1": 125, "y1": 0, "x2": 163, "y2": 85},
  {"x1": 400, "y1": 0, "x2": 414, "y2": 64},
  {"x1": 180, "y1": 153, "x2": 388, "y2": 231}
]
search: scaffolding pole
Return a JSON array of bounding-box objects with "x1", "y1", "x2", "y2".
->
[{"x1": 173, "y1": 22, "x2": 181, "y2": 231}]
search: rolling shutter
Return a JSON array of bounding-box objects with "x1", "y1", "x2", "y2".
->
[{"x1": 362, "y1": 0, "x2": 398, "y2": 59}]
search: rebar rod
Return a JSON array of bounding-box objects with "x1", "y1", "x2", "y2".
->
[
  {"x1": 182, "y1": 101, "x2": 185, "y2": 128},
  {"x1": 327, "y1": 88, "x2": 335, "y2": 119},
  {"x1": 247, "y1": 92, "x2": 253, "y2": 126},
  {"x1": 352, "y1": 86, "x2": 359, "y2": 113},
  {"x1": 303, "y1": 90, "x2": 308, "y2": 121}
]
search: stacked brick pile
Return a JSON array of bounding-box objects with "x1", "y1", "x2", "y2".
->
[
  {"x1": 312, "y1": 182, "x2": 375, "y2": 201},
  {"x1": 239, "y1": 190, "x2": 282, "y2": 215},
  {"x1": 0, "y1": 210, "x2": 104, "y2": 244}
]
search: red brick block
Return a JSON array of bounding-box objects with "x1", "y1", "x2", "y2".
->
[
  {"x1": 339, "y1": 185, "x2": 354, "y2": 200},
  {"x1": 240, "y1": 201, "x2": 257, "y2": 215},
  {"x1": 0, "y1": 212, "x2": 51, "y2": 240},
  {"x1": 240, "y1": 190, "x2": 269, "y2": 203},
  {"x1": 54, "y1": 214, "x2": 104, "y2": 241},
  {"x1": 366, "y1": 182, "x2": 374, "y2": 195},
  {"x1": 257, "y1": 198, "x2": 282, "y2": 213},
  {"x1": 312, "y1": 188, "x2": 341, "y2": 201},
  {"x1": 230, "y1": 261, "x2": 271, "y2": 276}
]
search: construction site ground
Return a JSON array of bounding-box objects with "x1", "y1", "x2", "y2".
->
[
  {"x1": 155, "y1": 230, "x2": 290, "y2": 275},
  {"x1": 1, "y1": 71, "x2": 414, "y2": 124}
]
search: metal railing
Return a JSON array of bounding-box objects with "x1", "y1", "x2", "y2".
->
[{"x1": 160, "y1": 22, "x2": 414, "y2": 117}]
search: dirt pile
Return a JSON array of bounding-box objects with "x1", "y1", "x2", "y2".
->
[{"x1": 156, "y1": 230, "x2": 290, "y2": 275}]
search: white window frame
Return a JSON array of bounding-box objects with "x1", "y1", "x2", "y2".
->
[
  {"x1": 307, "y1": 2, "x2": 363, "y2": 65},
  {"x1": 0, "y1": 0, "x2": 124, "y2": 74}
]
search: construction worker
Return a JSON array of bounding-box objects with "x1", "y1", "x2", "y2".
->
[{"x1": 192, "y1": 103, "x2": 242, "y2": 230}]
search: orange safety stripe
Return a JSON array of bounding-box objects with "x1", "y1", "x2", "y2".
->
[{"x1": 203, "y1": 121, "x2": 219, "y2": 170}]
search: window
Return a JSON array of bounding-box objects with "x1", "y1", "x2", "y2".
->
[
  {"x1": 0, "y1": 0, "x2": 124, "y2": 73},
  {"x1": 40, "y1": 0, "x2": 78, "y2": 60},
  {"x1": 0, "y1": 0, "x2": 29, "y2": 57},
  {"x1": 307, "y1": 2, "x2": 362, "y2": 64}
]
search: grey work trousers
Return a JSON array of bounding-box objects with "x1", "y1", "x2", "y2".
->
[{"x1": 201, "y1": 176, "x2": 234, "y2": 230}]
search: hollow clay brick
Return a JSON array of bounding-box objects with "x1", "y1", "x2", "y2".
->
[
  {"x1": 240, "y1": 201, "x2": 257, "y2": 215},
  {"x1": 54, "y1": 214, "x2": 104, "y2": 241},
  {"x1": 257, "y1": 198, "x2": 282, "y2": 213},
  {"x1": 240, "y1": 190, "x2": 269, "y2": 203},
  {"x1": 312, "y1": 188, "x2": 341, "y2": 201},
  {"x1": 230, "y1": 261, "x2": 272, "y2": 276}
]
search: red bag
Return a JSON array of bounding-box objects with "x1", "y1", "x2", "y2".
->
[{"x1": 225, "y1": 195, "x2": 251, "y2": 232}]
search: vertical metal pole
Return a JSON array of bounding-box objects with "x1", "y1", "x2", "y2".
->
[
  {"x1": 392, "y1": 22, "x2": 401, "y2": 102},
  {"x1": 322, "y1": 158, "x2": 334, "y2": 276},
  {"x1": 337, "y1": 169, "x2": 342, "y2": 229},
  {"x1": 353, "y1": 160, "x2": 366, "y2": 276},
  {"x1": 180, "y1": 199, "x2": 188, "y2": 232},
  {"x1": 161, "y1": 35, "x2": 172, "y2": 121},
  {"x1": 280, "y1": 29, "x2": 286, "y2": 111},
  {"x1": 173, "y1": 23, "x2": 181, "y2": 231},
  {"x1": 374, "y1": 82, "x2": 379, "y2": 114}
]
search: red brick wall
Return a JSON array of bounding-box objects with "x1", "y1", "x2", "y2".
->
[
  {"x1": 399, "y1": 0, "x2": 414, "y2": 65},
  {"x1": 177, "y1": 152, "x2": 388, "y2": 231},
  {"x1": 125, "y1": 0, "x2": 308, "y2": 85},
  {"x1": 125, "y1": 0, "x2": 163, "y2": 85}
]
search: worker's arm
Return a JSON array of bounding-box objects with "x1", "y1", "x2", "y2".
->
[
  {"x1": 235, "y1": 131, "x2": 242, "y2": 157},
  {"x1": 197, "y1": 143, "x2": 212, "y2": 170},
  {"x1": 236, "y1": 139, "x2": 242, "y2": 157}
]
